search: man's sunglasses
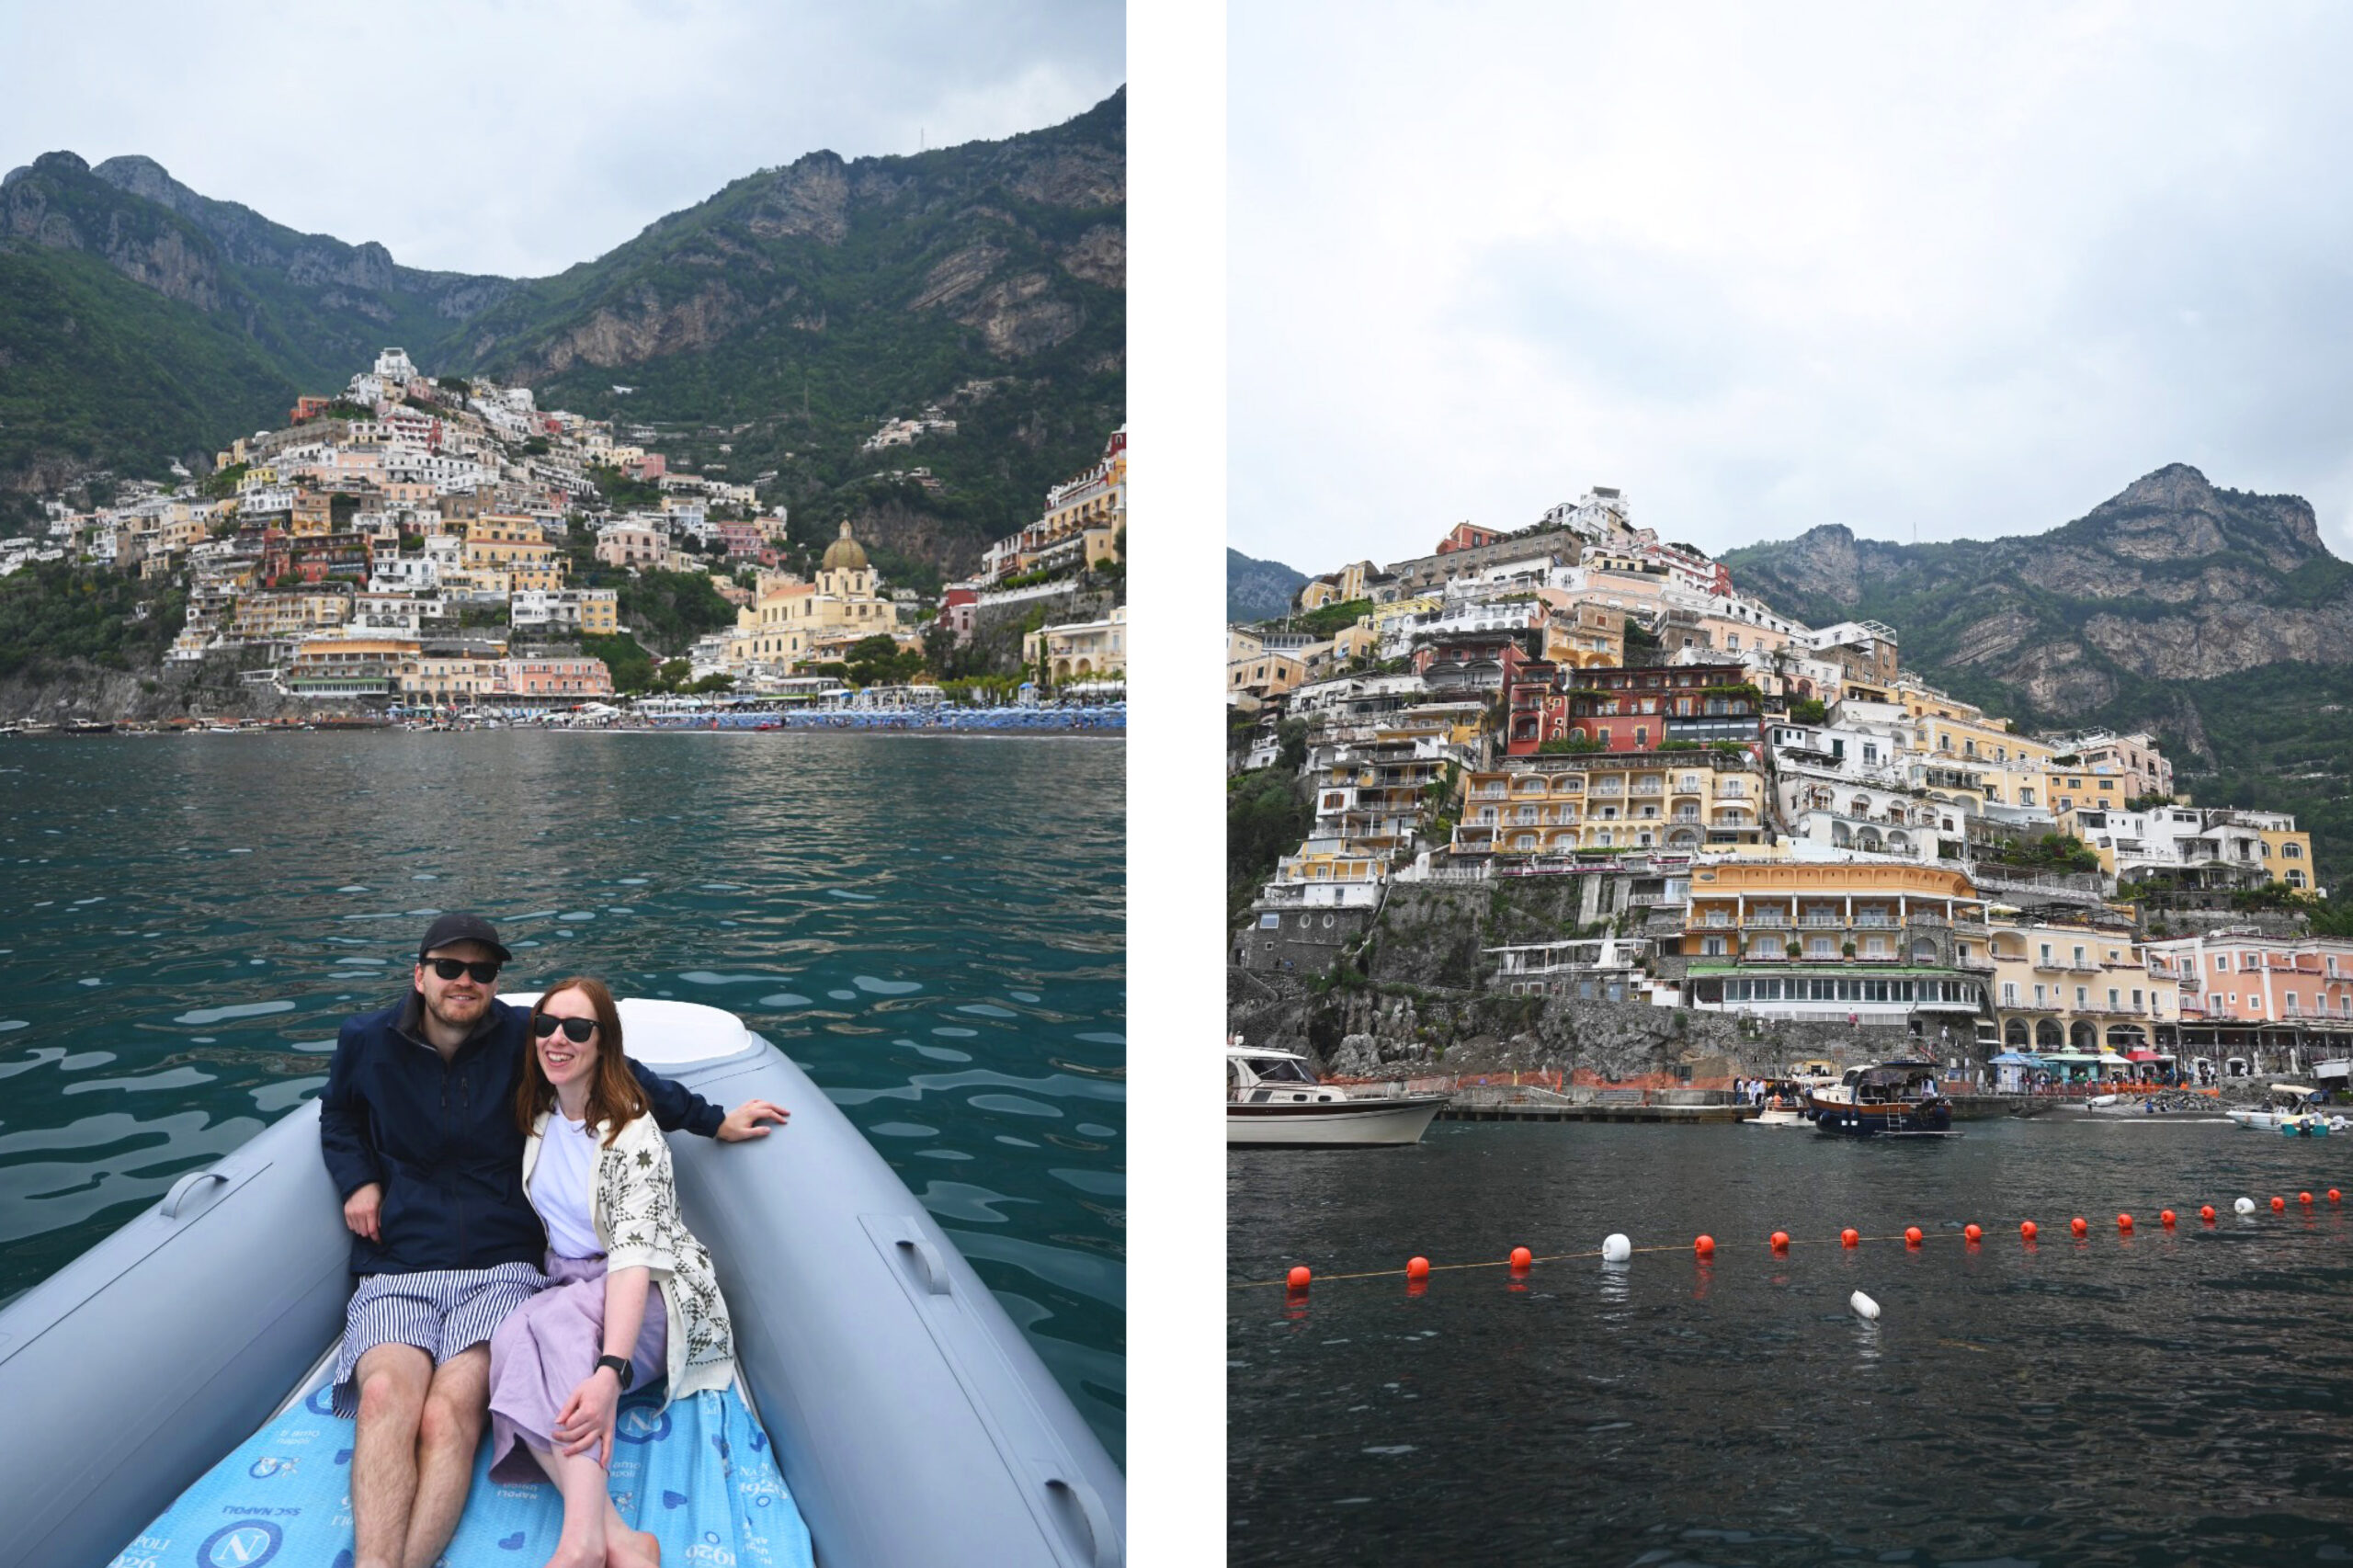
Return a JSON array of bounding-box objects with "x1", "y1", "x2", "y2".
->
[
  {"x1": 426, "y1": 958, "x2": 502, "y2": 983},
  {"x1": 533, "y1": 1015, "x2": 597, "y2": 1043}
]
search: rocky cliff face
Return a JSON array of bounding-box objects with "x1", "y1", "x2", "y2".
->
[{"x1": 1725, "y1": 464, "x2": 2353, "y2": 717}]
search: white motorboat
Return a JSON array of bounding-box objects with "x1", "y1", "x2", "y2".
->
[
  {"x1": 1226, "y1": 1042, "x2": 1449, "y2": 1146},
  {"x1": 2225, "y1": 1083, "x2": 2346, "y2": 1135},
  {"x1": 1747, "y1": 1104, "x2": 1813, "y2": 1128}
]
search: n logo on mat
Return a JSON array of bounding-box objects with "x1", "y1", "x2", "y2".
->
[{"x1": 197, "y1": 1519, "x2": 281, "y2": 1568}]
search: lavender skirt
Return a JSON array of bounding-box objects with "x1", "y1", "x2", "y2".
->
[{"x1": 485, "y1": 1252, "x2": 667, "y2": 1483}]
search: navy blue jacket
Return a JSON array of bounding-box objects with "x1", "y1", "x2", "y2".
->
[{"x1": 319, "y1": 992, "x2": 724, "y2": 1275}]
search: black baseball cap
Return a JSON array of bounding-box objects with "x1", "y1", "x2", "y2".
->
[{"x1": 417, "y1": 912, "x2": 513, "y2": 964}]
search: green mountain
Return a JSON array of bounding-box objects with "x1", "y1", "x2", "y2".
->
[
  {"x1": 1722, "y1": 464, "x2": 2353, "y2": 887},
  {"x1": 1226, "y1": 547, "x2": 1309, "y2": 623},
  {"x1": 0, "y1": 89, "x2": 1124, "y2": 573}
]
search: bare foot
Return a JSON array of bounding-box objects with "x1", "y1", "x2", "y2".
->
[{"x1": 606, "y1": 1528, "x2": 660, "y2": 1568}]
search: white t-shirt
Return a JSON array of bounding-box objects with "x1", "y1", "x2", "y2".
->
[{"x1": 531, "y1": 1112, "x2": 605, "y2": 1260}]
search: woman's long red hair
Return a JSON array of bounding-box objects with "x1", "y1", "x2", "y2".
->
[{"x1": 517, "y1": 977, "x2": 647, "y2": 1147}]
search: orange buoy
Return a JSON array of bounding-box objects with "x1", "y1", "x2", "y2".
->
[
  {"x1": 1694, "y1": 1234, "x2": 1715, "y2": 1258},
  {"x1": 1963, "y1": 1223, "x2": 1982, "y2": 1243},
  {"x1": 2333, "y1": 1189, "x2": 2344, "y2": 1204},
  {"x1": 1406, "y1": 1256, "x2": 1430, "y2": 1281},
  {"x1": 2020, "y1": 1221, "x2": 2038, "y2": 1242},
  {"x1": 1769, "y1": 1231, "x2": 1790, "y2": 1252},
  {"x1": 2117, "y1": 1213, "x2": 2133, "y2": 1232},
  {"x1": 1287, "y1": 1266, "x2": 1311, "y2": 1290},
  {"x1": 2070, "y1": 1217, "x2": 2088, "y2": 1237},
  {"x1": 2160, "y1": 1210, "x2": 2177, "y2": 1227},
  {"x1": 1509, "y1": 1245, "x2": 1532, "y2": 1270},
  {"x1": 2300, "y1": 1191, "x2": 2314, "y2": 1207},
  {"x1": 1904, "y1": 1226, "x2": 1923, "y2": 1247},
  {"x1": 2272, "y1": 1196, "x2": 2288, "y2": 1212},
  {"x1": 2200, "y1": 1205, "x2": 2216, "y2": 1223},
  {"x1": 1840, "y1": 1228, "x2": 1859, "y2": 1248}
]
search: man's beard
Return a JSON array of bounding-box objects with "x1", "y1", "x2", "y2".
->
[{"x1": 426, "y1": 990, "x2": 488, "y2": 1030}]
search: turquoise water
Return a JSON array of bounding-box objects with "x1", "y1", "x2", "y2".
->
[{"x1": 0, "y1": 732, "x2": 1124, "y2": 1461}]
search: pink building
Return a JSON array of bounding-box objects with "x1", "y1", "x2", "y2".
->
[
  {"x1": 502, "y1": 656, "x2": 615, "y2": 699},
  {"x1": 2145, "y1": 931, "x2": 2353, "y2": 1074}
]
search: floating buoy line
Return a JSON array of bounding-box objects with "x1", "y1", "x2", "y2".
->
[{"x1": 1240, "y1": 1188, "x2": 2347, "y2": 1296}]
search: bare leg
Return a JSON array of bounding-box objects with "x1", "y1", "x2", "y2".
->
[
  {"x1": 520, "y1": 1438, "x2": 620, "y2": 1568},
  {"x1": 350, "y1": 1344, "x2": 433, "y2": 1568},
  {"x1": 400, "y1": 1344, "x2": 491, "y2": 1568}
]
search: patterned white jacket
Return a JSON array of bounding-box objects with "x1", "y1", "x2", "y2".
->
[{"x1": 522, "y1": 1108, "x2": 735, "y2": 1407}]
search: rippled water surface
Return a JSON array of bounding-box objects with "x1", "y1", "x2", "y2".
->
[
  {"x1": 1232, "y1": 1119, "x2": 2353, "y2": 1563},
  {"x1": 0, "y1": 733, "x2": 1123, "y2": 1460}
]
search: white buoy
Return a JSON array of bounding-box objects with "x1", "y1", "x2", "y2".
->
[
  {"x1": 1850, "y1": 1290, "x2": 1881, "y2": 1321},
  {"x1": 2234, "y1": 1196, "x2": 2256, "y2": 1216},
  {"x1": 1601, "y1": 1233, "x2": 1631, "y2": 1263}
]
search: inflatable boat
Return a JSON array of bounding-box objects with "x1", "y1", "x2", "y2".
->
[{"x1": 0, "y1": 998, "x2": 1124, "y2": 1568}]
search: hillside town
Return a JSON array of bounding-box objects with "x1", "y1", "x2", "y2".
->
[
  {"x1": 1229, "y1": 488, "x2": 2347, "y2": 1084},
  {"x1": 4, "y1": 348, "x2": 1126, "y2": 714}
]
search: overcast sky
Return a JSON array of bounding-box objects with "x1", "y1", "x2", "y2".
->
[
  {"x1": 0, "y1": 1, "x2": 1122, "y2": 278},
  {"x1": 1231, "y1": 2, "x2": 2353, "y2": 574}
]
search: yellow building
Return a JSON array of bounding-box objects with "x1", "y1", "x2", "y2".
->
[
  {"x1": 404, "y1": 648, "x2": 507, "y2": 703},
  {"x1": 1297, "y1": 559, "x2": 1379, "y2": 611},
  {"x1": 1910, "y1": 709, "x2": 2055, "y2": 771},
  {"x1": 463, "y1": 517, "x2": 562, "y2": 584},
  {"x1": 2260, "y1": 824, "x2": 2320, "y2": 894},
  {"x1": 1986, "y1": 913, "x2": 2177, "y2": 1060},
  {"x1": 229, "y1": 591, "x2": 350, "y2": 642},
  {"x1": 736, "y1": 521, "x2": 904, "y2": 669},
  {"x1": 1683, "y1": 862, "x2": 1988, "y2": 964},
  {"x1": 1535, "y1": 595, "x2": 1625, "y2": 668},
  {"x1": 566, "y1": 588, "x2": 620, "y2": 636},
  {"x1": 1024, "y1": 606, "x2": 1126, "y2": 683},
  {"x1": 1452, "y1": 751, "x2": 1768, "y2": 858}
]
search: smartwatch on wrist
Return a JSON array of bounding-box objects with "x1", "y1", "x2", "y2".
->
[{"x1": 595, "y1": 1354, "x2": 634, "y2": 1391}]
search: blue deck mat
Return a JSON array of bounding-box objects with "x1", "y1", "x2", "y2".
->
[{"x1": 107, "y1": 1381, "x2": 813, "y2": 1568}]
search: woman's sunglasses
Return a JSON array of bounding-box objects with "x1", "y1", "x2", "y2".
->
[
  {"x1": 533, "y1": 1015, "x2": 597, "y2": 1043},
  {"x1": 426, "y1": 958, "x2": 501, "y2": 983}
]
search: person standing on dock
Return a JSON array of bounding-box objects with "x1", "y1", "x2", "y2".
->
[{"x1": 318, "y1": 914, "x2": 789, "y2": 1568}]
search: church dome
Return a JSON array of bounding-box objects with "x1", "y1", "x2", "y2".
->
[{"x1": 822, "y1": 520, "x2": 870, "y2": 572}]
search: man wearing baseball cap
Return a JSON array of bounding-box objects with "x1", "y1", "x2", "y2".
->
[{"x1": 318, "y1": 913, "x2": 788, "y2": 1568}]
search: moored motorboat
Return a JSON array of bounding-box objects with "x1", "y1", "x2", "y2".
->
[
  {"x1": 1807, "y1": 1060, "x2": 1957, "y2": 1137},
  {"x1": 2225, "y1": 1083, "x2": 2345, "y2": 1136},
  {"x1": 0, "y1": 998, "x2": 1122, "y2": 1568},
  {"x1": 1226, "y1": 1041, "x2": 1449, "y2": 1146}
]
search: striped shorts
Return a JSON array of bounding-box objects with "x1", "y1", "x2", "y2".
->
[{"x1": 331, "y1": 1262, "x2": 546, "y2": 1418}]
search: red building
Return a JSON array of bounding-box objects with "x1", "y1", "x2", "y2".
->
[
  {"x1": 290, "y1": 395, "x2": 334, "y2": 425},
  {"x1": 1434, "y1": 521, "x2": 1503, "y2": 555},
  {"x1": 1506, "y1": 662, "x2": 1763, "y2": 756}
]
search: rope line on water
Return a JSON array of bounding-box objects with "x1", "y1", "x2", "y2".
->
[{"x1": 1234, "y1": 1197, "x2": 2346, "y2": 1291}]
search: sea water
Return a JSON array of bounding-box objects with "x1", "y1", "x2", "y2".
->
[
  {"x1": 1231, "y1": 1119, "x2": 2353, "y2": 1562},
  {"x1": 0, "y1": 731, "x2": 1124, "y2": 1461}
]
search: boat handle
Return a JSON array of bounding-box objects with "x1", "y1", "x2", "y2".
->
[
  {"x1": 895, "y1": 1237, "x2": 952, "y2": 1296},
  {"x1": 1038, "y1": 1471, "x2": 1120, "y2": 1568},
  {"x1": 162, "y1": 1169, "x2": 230, "y2": 1220}
]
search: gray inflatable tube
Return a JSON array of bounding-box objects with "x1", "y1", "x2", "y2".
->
[{"x1": 0, "y1": 998, "x2": 1124, "y2": 1568}]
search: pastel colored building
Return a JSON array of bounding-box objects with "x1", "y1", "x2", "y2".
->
[{"x1": 1678, "y1": 862, "x2": 1992, "y2": 1043}]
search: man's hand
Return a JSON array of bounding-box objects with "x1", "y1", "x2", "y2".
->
[
  {"x1": 715, "y1": 1098, "x2": 790, "y2": 1142},
  {"x1": 343, "y1": 1182, "x2": 383, "y2": 1242}
]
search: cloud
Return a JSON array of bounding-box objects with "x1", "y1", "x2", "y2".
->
[
  {"x1": 0, "y1": 0, "x2": 1123, "y2": 278},
  {"x1": 1230, "y1": 1, "x2": 2353, "y2": 573}
]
